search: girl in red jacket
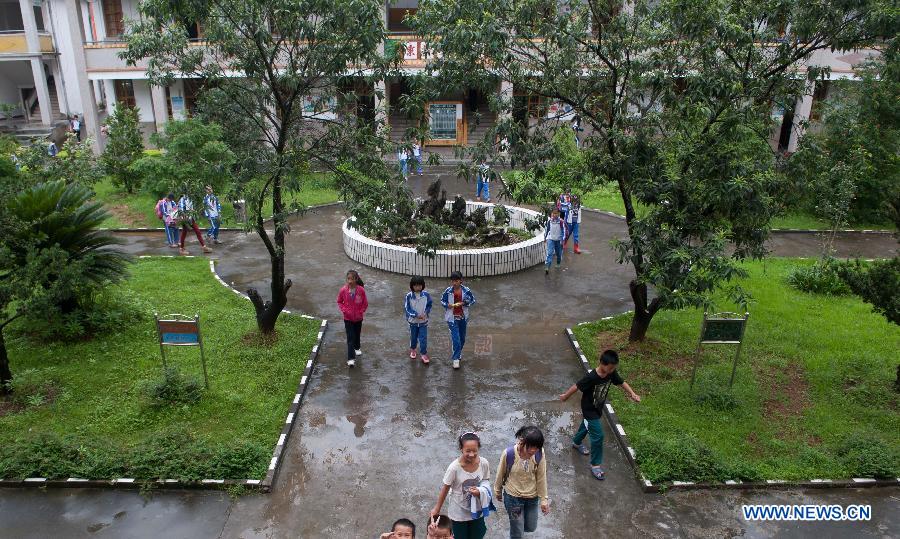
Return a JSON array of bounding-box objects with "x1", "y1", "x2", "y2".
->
[{"x1": 337, "y1": 269, "x2": 368, "y2": 367}]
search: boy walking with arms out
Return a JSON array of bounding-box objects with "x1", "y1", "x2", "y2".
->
[{"x1": 559, "y1": 350, "x2": 640, "y2": 480}]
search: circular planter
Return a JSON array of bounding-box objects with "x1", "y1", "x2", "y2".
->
[{"x1": 342, "y1": 202, "x2": 546, "y2": 277}]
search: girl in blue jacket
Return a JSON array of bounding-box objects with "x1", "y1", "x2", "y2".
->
[{"x1": 405, "y1": 275, "x2": 433, "y2": 364}]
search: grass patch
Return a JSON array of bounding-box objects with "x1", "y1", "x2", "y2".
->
[
  {"x1": 579, "y1": 184, "x2": 895, "y2": 231},
  {"x1": 0, "y1": 257, "x2": 320, "y2": 480},
  {"x1": 572, "y1": 258, "x2": 900, "y2": 483},
  {"x1": 94, "y1": 173, "x2": 341, "y2": 229}
]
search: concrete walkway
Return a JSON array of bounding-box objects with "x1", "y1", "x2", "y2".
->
[{"x1": 0, "y1": 175, "x2": 897, "y2": 538}]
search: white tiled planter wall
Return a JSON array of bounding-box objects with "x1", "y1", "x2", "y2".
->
[{"x1": 343, "y1": 202, "x2": 546, "y2": 277}]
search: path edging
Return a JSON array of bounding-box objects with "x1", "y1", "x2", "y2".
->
[
  {"x1": 564, "y1": 321, "x2": 899, "y2": 493},
  {"x1": 0, "y1": 256, "x2": 327, "y2": 493}
]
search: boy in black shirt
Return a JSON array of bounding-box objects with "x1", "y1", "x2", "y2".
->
[{"x1": 559, "y1": 349, "x2": 640, "y2": 480}]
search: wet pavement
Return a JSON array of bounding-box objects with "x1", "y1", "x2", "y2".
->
[{"x1": 1, "y1": 174, "x2": 897, "y2": 538}]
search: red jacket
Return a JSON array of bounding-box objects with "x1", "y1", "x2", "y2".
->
[{"x1": 337, "y1": 285, "x2": 368, "y2": 322}]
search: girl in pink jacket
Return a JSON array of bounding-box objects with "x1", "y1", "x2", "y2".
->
[{"x1": 337, "y1": 270, "x2": 368, "y2": 367}]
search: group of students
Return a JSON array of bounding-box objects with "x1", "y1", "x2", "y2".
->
[
  {"x1": 154, "y1": 185, "x2": 222, "y2": 255},
  {"x1": 336, "y1": 271, "x2": 474, "y2": 369},
  {"x1": 398, "y1": 142, "x2": 425, "y2": 179},
  {"x1": 378, "y1": 351, "x2": 641, "y2": 539},
  {"x1": 543, "y1": 187, "x2": 583, "y2": 274}
]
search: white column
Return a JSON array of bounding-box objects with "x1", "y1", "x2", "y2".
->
[
  {"x1": 788, "y1": 81, "x2": 815, "y2": 153},
  {"x1": 103, "y1": 79, "x2": 117, "y2": 115},
  {"x1": 20, "y1": 0, "x2": 52, "y2": 125},
  {"x1": 374, "y1": 80, "x2": 389, "y2": 137},
  {"x1": 63, "y1": 0, "x2": 101, "y2": 152},
  {"x1": 150, "y1": 84, "x2": 169, "y2": 132},
  {"x1": 499, "y1": 80, "x2": 513, "y2": 153}
]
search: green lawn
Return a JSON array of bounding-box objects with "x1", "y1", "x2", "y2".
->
[
  {"x1": 0, "y1": 257, "x2": 321, "y2": 481},
  {"x1": 580, "y1": 184, "x2": 895, "y2": 231},
  {"x1": 572, "y1": 258, "x2": 900, "y2": 484},
  {"x1": 94, "y1": 174, "x2": 341, "y2": 229}
]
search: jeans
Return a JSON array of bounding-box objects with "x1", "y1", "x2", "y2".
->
[
  {"x1": 343, "y1": 319, "x2": 362, "y2": 360},
  {"x1": 413, "y1": 156, "x2": 423, "y2": 174},
  {"x1": 447, "y1": 318, "x2": 468, "y2": 360},
  {"x1": 451, "y1": 518, "x2": 486, "y2": 539},
  {"x1": 399, "y1": 158, "x2": 408, "y2": 177},
  {"x1": 573, "y1": 417, "x2": 605, "y2": 466},
  {"x1": 409, "y1": 322, "x2": 428, "y2": 355},
  {"x1": 503, "y1": 493, "x2": 540, "y2": 538},
  {"x1": 545, "y1": 240, "x2": 562, "y2": 267},
  {"x1": 567, "y1": 221, "x2": 580, "y2": 245},
  {"x1": 207, "y1": 217, "x2": 220, "y2": 240},
  {"x1": 164, "y1": 223, "x2": 178, "y2": 245},
  {"x1": 476, "y1": 179, "x2": 490, "y2": 201},
  {"x1": 180, "y1": 220, "x2": 206, "y2": 248}
]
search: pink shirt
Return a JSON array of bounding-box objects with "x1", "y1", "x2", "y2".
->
[{"x1": 336, "y1": 285, "x2": 368, "y2": 322}]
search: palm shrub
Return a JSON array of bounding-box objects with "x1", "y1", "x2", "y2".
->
[{"x1": 1, "y1": 181, "x2": 130, "y2": 391}]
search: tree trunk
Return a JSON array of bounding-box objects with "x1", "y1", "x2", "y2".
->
[
  {"x1": 0, "y1": 329, "x2": 11, "y2": 395},
  {"x1": 247, "y1": 173, "x2": 292, "y2": 334},
  {"x1": 628, "y1": 280, "x2": 660, "y2": 342}
]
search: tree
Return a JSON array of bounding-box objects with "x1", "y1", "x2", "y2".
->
[
  {"x1": 16, "y1": 133, "x2": 103, "y2": 187},
  {"x1": 123, "y1": 0, "x2": 396, "y2": 332},
  {"x1": 101, "y1": 105, "x2": 145, "y2": 193},
  {"x1": 0, "y1": 181, "x2": 129, "y2": 392},
  {"x1": 414, "y1": 0, "x2": 886, "y2": 340}
]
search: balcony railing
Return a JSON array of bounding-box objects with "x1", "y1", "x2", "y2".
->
[{"x1": 0, "y1": 31, "x2": 54, "y2": 55}]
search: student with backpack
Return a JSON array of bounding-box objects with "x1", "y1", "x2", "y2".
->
[
  {"x1": 203, "y1": 185, "x2": 222, "y2": 245},
  {"x1": 176, "y1": 193, "x2": 213, "y2": 255},
  {"x1": 564, "y1": 194, "x2": 582, "y2": 254},
  {"x1": 405, "y1": 276, "x2": 432, "y2": 364},
  {"x1": 543, "y1": 208, "x2": 568, "y2": 275},
  {"x1": 156, "y1": 193, "x2": 179, "y2": 248},
  {"x1": 337, "y1": 269, "x2": 368, "y2": 367},
  {"x1": 440, "y1": 271, "x2": 476, "y2": 370},
  {"x1": 493, "y1": 426, "x2": 549, "y2": 539}
]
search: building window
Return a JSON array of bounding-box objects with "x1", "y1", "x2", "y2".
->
[
  {"x1": 113, "y1": 79, "x2": 136, "y2": 109},
  {"x1": 429, "y1": 103, "x2": 458, "y2": 140},
  {"x1": 387, "y1": 1, "x2": 418, "y2": 32},
  {"x1": 102, "y1": 0, "x2": 124, "y2": 38}
]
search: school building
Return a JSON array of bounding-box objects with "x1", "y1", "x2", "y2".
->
[{"x1": 0, "y1": 0, "x2": 882, "y2": 156}]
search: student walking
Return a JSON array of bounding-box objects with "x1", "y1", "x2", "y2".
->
[
  {"x1": 203, "y1": 185, "x2": 222, "y2": 244},
  {"x1": 474, "y1": 162, "x2": 490, "y2": 202},
  {"x1": 494, "y1": 426, "x2": 550, "y2": 539},
  {"x1": 556, "y1": 188, "x2": 572, "y2": 223},
  {"x1": 559, "y1": 350, "x2": 641, "y2": 480},
  {"x1": 564, "y1": 194, "x2": 582, "y2": 254},
  {"x1": 398, "y1": 147, "x2": 409, "y2": 179},
  {"x1": 176, "y1": 193, "x2": 213, "y2": 255},
  {"x1": 337, "y1": 270, "x2": 368, "y2": 367},
  {"x1": 412, "y1": 142, "x2": 424, "y2": 175},
  {"x1": 440, "y1": 271, "x2": 476, "y2": 370},
  {"x1": 544, "y1": 208, "x2": 568, "y2": 274},
  {"x1": 431, "y1": 432, "x2": 493, "y2": 539},
  {"x1": 71, "y1": 114, "x2": 81, "y2": 142},
  {"x1": 405, "y1": 276, "x2": 432, "y2": 364},
  {"x1": 156, "y1": 193, "x2": 179, "y2": 248}
]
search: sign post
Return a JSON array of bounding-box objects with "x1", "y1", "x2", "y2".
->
[
  {"x1": 689, "y1": 312, "x2": 749, "y2": 391},
  {"x1": 154, "y1": 313, "x2": 209, "y2": 389}
]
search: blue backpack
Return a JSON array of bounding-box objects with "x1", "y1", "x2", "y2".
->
[{"x1": 505, "y1": 445, "x2": 543, "y2": 478}]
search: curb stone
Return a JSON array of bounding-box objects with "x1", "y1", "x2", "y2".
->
[
  {"x1": 564, "y1": 322, "x2": 897, "y2": 493},
  {"x1": 0, "y1": 256, "x2": 327, "y2": 493}
]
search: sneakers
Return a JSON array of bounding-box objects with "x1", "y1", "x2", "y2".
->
[
  {"x1": 545, "y1": 266, "x2": 550, "y2": 275},
  {"x1": 179, "y1": 248, "x2": 189, "y2": 256},
  {"x1": 409, "y1": 348, "x2": 417, "y2": 359},
  {"x1": 355, "y1": 349, "x2": 362, "y2": 357},
  {"x1": 213, "y1": 239, "x2": 222, "y2": 245},
  {"x1": 452, "y1": 359, "x2": 460, "y2": 369},
  {"x1": 202, "y1": 246, "x2": 213, "y2": 254},
  {"x1": 347, "y1": 358, "x2": 355, "y2": 367},
  {"x1": 574, "y1": 242, "x2": 581, "y2": 254},
  {"x1": 421, "y1": 354, "x2": 430, "y2": 365}
]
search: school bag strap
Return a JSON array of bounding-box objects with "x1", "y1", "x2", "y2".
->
[{"x1": 504, "y1": 445, "x2": 542, "y2": 481}]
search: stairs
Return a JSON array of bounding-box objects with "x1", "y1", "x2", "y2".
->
[{"x1": 27, "y1": 83, "x2": 64, "y2": 124}]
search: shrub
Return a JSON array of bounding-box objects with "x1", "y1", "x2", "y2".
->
[
  {"x1": 786, "y1": 259, "x2": 851, "y2": 295},
  {"x1": 141, "y1": 366, "x2": 204, "y2": 407},
  {"x1": 633, "y1": 431, "x2": 731, "y2": 483},
  {"x1": 836, "y1": 257, "x2": 900, "y2": 325},
  {"x1": 5, "y1": 368, "x2": 55, "y2": 407},
  {"x1": 692, "y1": 385, "x2": 739, "y2": 411},
  {"x1": 100, "y1": 105, "x2": 144, "y2": 193},
  {"x1": 15, "y1": 289, "x2": 147, "y2": 343},
  {"x1": 836, "y1": 433, "x2": 899, "y2": 479}
]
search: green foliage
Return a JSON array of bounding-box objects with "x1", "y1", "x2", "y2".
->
[
  {"x1": 634, "y1": 431, "x2": 736, "y2": 483},
  {"x1": 786, "y1": 258, "x2": 851, "y2": 295},
  {"x1": 836, "y1": 257, "x2": 900, "y2": 325},
  {"x1": 15, "y1": 134, "x2": 102, "y2": 187},
  {"x1": 101, "y1": 105, "x2": 145, "y2": 193},
  {"x1": 130, "y1": 119, "x2": 235, "y2": 199},
  {"x1": 492, "y1": 204, "x2": 511, "y2": 226},
  {"x1": 140, "y1": 366, "x2": 204, "y2": 407},
  {"x1": 504, "y1": 129, "x2": 597, "y2": 204},
  {"x1": 837, "y1": 432, "x2": 899, "y2": 479},
  {"x1": 5, "y1": 368, "x2": 55, "y2": 407},
  {"x1": 15, "y1": 288, "x2": 148, "y2": 343},
  {"x1": 692, "y1": 385, "x2": 739, "y2": 412}
]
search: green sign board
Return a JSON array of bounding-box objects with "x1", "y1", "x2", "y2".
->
[{"x1": 701, "y1": 318, "x2": 746, "y2": 343}]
